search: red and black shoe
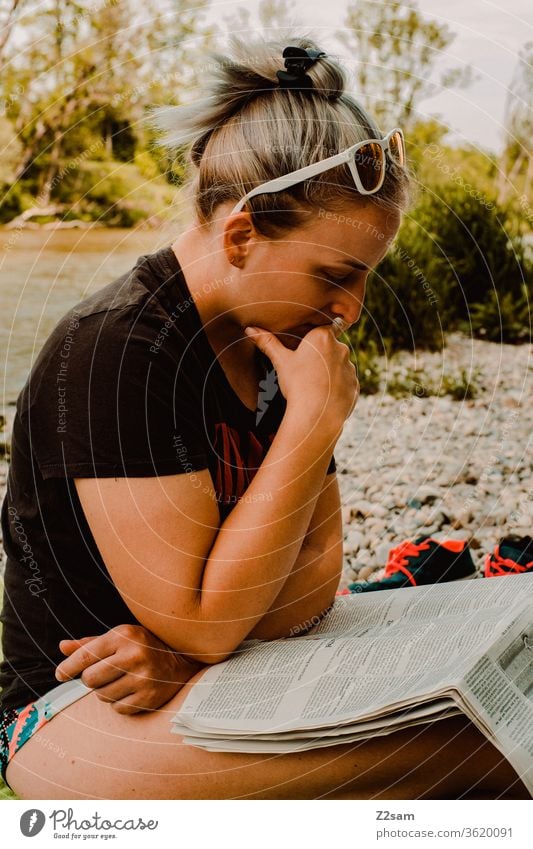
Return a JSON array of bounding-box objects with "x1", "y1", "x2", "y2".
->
[
  {"x1": 484, "y1": 536, "x2": 533, "y2": 578},
  {"x1": 342, "y1": 536, "x2": 477, "y2": 593}
]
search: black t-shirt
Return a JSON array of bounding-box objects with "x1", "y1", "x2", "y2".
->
[{"x1": 0, "y1": 245, "x2": 335, "y2": 710}]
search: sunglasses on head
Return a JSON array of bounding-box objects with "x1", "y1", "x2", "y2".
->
[{"x1": 230, "y1": 128, "x2": 406, "y2": 215}]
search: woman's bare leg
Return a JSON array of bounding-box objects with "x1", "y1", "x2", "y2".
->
[{"x1": 6, "y1": 684, "x2": 528, "y2": 800}]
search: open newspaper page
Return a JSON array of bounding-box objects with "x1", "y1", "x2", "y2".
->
[
  {"x1": 453, "y1": 604, "x2": 533, "y2": 794},
  {"x1": 172, "y1": 574, "x2": 533, "y2": 761}
]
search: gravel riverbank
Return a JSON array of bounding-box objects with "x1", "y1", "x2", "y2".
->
[{"x1": 1, "y1": 334, "x2": 531, "y2": 584}]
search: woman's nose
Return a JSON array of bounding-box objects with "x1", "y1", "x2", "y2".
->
[{"x1": 329, "y1": 280, "x2": 366, "y2": 327}]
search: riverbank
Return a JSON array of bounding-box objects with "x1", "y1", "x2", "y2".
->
[{"x1": 1, "y1": 334, "x2": 531, "y2": 582}]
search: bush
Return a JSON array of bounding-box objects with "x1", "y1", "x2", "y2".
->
[
  {"x1": 438, "y1": 367, "x2": 482, "y2": 400},
  {"x1": 348, "y1": 338, "x2": 381, "y2": 395},
  {"x1": 466, "y1": 286, "x2": 531, "y2": 344},
  {"x1": 55, "y1": 160, "x2": 177, "y2": 226},
  {"x1": 0, "y1": 181, "x2": 24, "y2": 222},
  {"x1": 346, "y1": 181, "x2": 531, "y2": 356},
  {"x1": 417, "y1": 183, "x2": 528, "y2": 323}
]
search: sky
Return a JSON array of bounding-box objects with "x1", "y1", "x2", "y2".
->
[{"x1": 206, "y1": 0, "x2": 532, "y2": 154}]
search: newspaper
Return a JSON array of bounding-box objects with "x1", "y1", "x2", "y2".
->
[{"x1": 171, "y1": 574, "x2": 533, "y2": 794}]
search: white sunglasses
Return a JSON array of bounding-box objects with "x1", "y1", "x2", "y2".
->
[{"x1": 230, "y1": 127, "x2": 405, "y2": 215}]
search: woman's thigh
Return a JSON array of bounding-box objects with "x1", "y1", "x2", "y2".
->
[{"x1": 6, "y1": 685, "x2": 529, "y2": 800}]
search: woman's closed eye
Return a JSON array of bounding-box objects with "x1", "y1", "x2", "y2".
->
[
  {"x1": 315, "y1": 268, "x2": 348, "y2": 285},
  {"x1": 325, "y1": 270, "x2": 359, "y2": 286}
]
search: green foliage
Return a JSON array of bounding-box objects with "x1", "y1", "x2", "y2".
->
[
  {"x1": 57, "y1": 160, "x2": 178, "y2": 226},
  {"x1": 466, "y1": 287, "x2": 531, "y2": 344},
  {"x1": 415, "y1": 183, "x2": 527, "y2": 322},
  {"x1": 0, "y1": 0, "x2": 214, "y2": 225},
  {"x1": 349, "y1": 339, "x2": 381, "y2": 395},
  {"x1": 346, "y1": 208, "x2": 446, "y2": 358},
  {"x1": 438, "y1": 367, "x2": 482, "y2": 400},
  {"x1": 0, "y1": 774, "x2": 18, "y2": 801},
  {"x1": 338, "y1": 0, "x2": 474, "y2": 130},
  {"x1": 346, "y1": 174, "x2": 531, "y2": 355},
  {"x1": 0, "y1": 182, "x2": 24, "y2": 222},
  {"x1": 384, "y1": 365, "x2": 482, "y2": 399}
]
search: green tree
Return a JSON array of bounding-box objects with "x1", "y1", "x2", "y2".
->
[
  {"x1": 497, "y1": 41, "x2": 533, "y2": 206},
  {"x1": 0, "y1": 0, "x2": 214, "y2": 222},
  {"x1": 337, "y1": 0, "x2": 475, "y2": 131}
]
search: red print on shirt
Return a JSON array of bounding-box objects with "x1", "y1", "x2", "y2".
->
[{"x1": 213, "y1": 422, "x2": 275, "y2": 513}]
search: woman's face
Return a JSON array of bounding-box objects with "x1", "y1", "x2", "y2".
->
[{"x1": 222, "y1": 201, "x2": 402, "y2": 350}]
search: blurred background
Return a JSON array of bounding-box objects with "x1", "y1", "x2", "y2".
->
[{"x1": 0, "y1": 1, "x2": 531, "y2": 581}]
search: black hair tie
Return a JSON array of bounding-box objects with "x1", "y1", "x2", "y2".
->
[{"x1": 276, "y1": 45, "x2": 327, "y2": 90}]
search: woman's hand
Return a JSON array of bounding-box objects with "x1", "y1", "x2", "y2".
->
[
  {"x1": 245, "y1": 323, "x2": 359, "y2": 429},
  {"x1": 55, "y1": 624, "x2": 203, "y2": 715}
]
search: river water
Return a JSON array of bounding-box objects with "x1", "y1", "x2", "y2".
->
[{"x1": 0, "y1": 227, "x2": 177, "y2": 427}]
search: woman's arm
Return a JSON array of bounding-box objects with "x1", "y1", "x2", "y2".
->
[
  {"x1": 60, "y1": 471, "x2": 341, "y2": 710},
  {"x1": 75, "y1": 405, "x2": 339, "y2": 665},
  {"x1": 74, "y1": 324, "x2": 357, "y2": 666},
  {"x1": 246, "y1": 470, "x2": 343, "y2": 640}
]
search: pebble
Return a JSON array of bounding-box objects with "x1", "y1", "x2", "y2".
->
[{"x1": 344, "y1": 530, "x2": 364, "y2": 553}]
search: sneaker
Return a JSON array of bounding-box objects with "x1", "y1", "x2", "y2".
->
[
  {"x1": 345, "y1": 536, "x2": 477, "y2": 593},
  {"x1": 484, "y1": 536, "x2": 533, "y2": 578}
]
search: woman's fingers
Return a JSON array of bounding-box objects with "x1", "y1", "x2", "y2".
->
[
  {"x1": 55, "y1": 632, "x2": 117, "y2": 681},
  {"x1": 244, "y1": 325, "x2": 287, "y2": 372},
  {"x1": 59, "y1": 636, "x2": 99, "y2": 655},
  {"x1": 78, "y1": 656, "x2": 126, "y2": 689},
  {"x1": 92, "y1": 675, "x2": 137, "y2": 705}
]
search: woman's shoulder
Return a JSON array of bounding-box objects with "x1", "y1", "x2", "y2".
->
[
  {"x1": 65, "y1": 251, "x2": 174, "y2": 329},
  {"x1": 16, "y1": 251, "x2": 199, "y2": 418}
]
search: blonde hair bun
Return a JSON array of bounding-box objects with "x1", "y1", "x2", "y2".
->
[{"x1": 147, "y1": 32, "x2": 411, "y2": 235}]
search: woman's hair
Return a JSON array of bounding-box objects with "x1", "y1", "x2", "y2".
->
[{"x1": 148, "y1": 32, "x2": 413, "y2": 238}]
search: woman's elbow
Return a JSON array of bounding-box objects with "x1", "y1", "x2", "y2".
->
[{"x1": 184, "y1": 646, "x2": 235, "y2": 666}]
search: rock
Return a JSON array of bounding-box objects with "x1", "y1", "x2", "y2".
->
[
  {"x1": 417, "y1": 486, "x2": 442, "y2": 505},
  {"x1": 375, "y1": 542, "x2": 391, "y2": 566},
  {"x1": 344, "y1": 530, "x2": 364, "y2": 553},
  {"x1": 407, "y1": 498, "x2": 423, "y2": 510},
  {"x1": 509, "y1": 527, "x2": 533, "y2": 539},
  {"x1": 341, "y1": 506, "x2": 352, "y2": 524},
  {"x1": 423, "y1": 510, "x2": 448, "y2": 529},
  {"x1": 354, "y1": 548, "x2": 372, "y2": 565},
  {"x1": 350, "y1": 500, "x2": 374, "y2": 519}
]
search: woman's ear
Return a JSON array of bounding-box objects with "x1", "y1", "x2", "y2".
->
[{"x1": 222, "y1": 211, "x2": 256, "y2": 269}]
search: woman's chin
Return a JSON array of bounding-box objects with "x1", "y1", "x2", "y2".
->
[
  {"x1": 274, "y1": 323, "x2": 317, "y2": 348},
  {"x1": 275, "y1": 331, "x2": 306, "y2": 349}
]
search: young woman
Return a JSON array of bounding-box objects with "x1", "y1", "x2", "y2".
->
[{"x1": 0, "y1": 35, "x2": 527, "y2": 799}]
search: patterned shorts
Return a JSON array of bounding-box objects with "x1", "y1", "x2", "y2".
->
[{"x1": 0, "y1": 678, "x2": 91, "y2": 789}]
